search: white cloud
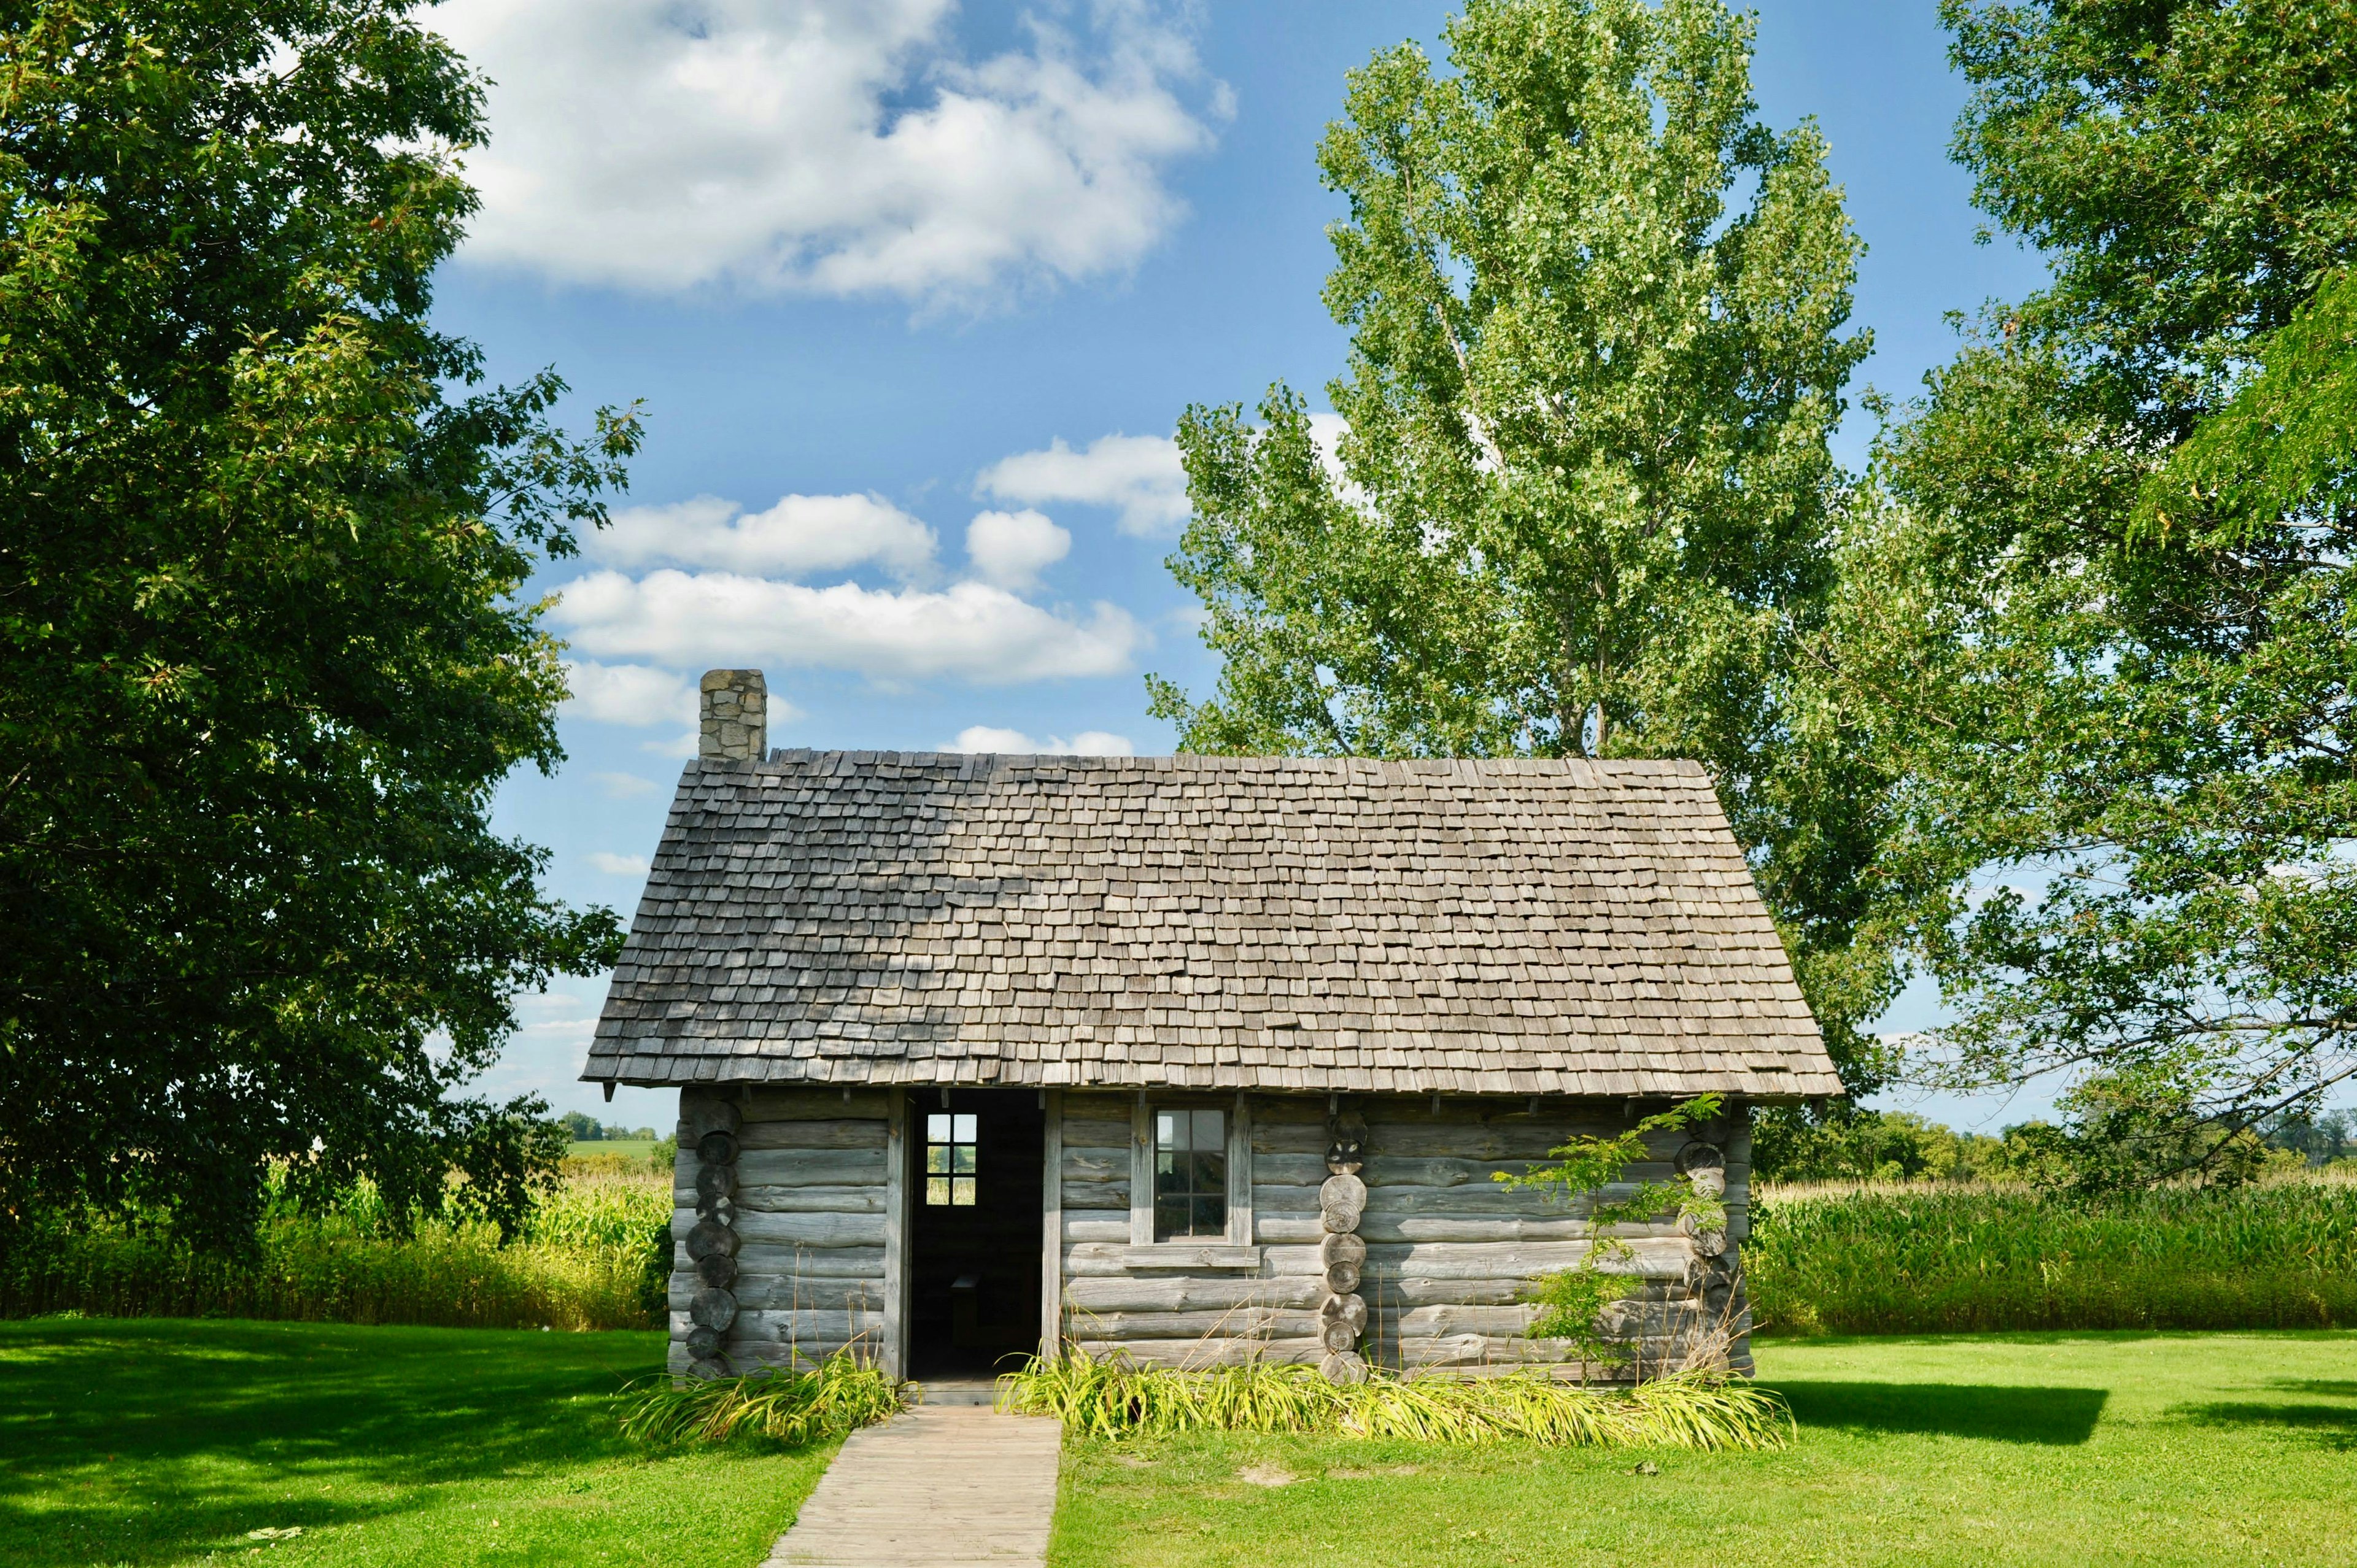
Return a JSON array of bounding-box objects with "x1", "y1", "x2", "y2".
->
[
  {"x1": 592, "y1": 770, "x2": 665, "y2": 798},
  {"x1": 587, "y1": 851, "x2": 652, "y2": 876},
  {"x1": 552, "y1": 569, "x2": 1144, "y2": 683},
  {"x1": 435, "y1": 0, "x2": 1219, "y2": 304},
  {"x1": 592, "y1": 493, "x2": 937, "y2": 580},
  {"x1": 948, "y1": 725, "x2": 1134, "y2": 756},
  {"x1": 964, "y1": 508, "x2": 1070, "y2": 590},
  {"x1": 977, "y1": 431, "x2": 1188, "y2": 536},
  {"x1": 560, "y1": 660, "x2": 697, "y2": 726}
]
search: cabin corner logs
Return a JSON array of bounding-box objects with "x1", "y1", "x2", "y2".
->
[{"x1": 1318, "y1": 1111, "x2": 1370, "y2": 1384}]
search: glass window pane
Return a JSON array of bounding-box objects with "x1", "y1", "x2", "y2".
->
[
  {"x1": 927, "y1": 1114, "x2": 949, "y2": 1141},
  {"x1": 1156, "y1": 1153, "x2": 1183, "y2": 1195},
  {"x1": 1193, "y1": 1149, "x2": 1225, "y2": 1194},
  {"x1": 1154, "y1": 1199, "x2": 1188, "y2": 1240},
  {"x1": 951, "y1": 1144, "x2": 976, "y2": 1174},
  {"x1": 951, "y1": 1177, "x2": 976, "y2": 1206},
  {"x1": 926, "y1": 1145, "x2": 950, "y2": 1173},
  {"x1": 926, "y1": 1176, "x2": 949, "y2": 1205},
  {"x1": 1194, "y1": 1195, "x2": 1226, "y2": 1235},
  {"x1": 1193, "y1": 1109, "x2": 1225, "y2": 1151},
  {"x1": 1156, "y1": 1111, "x2": 1179, "y2": 1150},
  {"x1": 953, "y1": 1114, "x2": 977, "y2": 1142}
]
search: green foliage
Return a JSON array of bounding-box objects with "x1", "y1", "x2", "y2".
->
[
  {"x1": 1496, "y1": 1094, "x2": 1724, "y2": 1355},
  {"x1": 1, "y1": 1166, "x2": 671, "y2": 1329},
  {"x1": 1745, "y1": 1175, "x2": 2357, "y2": 1335},
  {"x1": 1751, "y1": 1105, "x2": 2009, "y2": 1184},
  {"x1": 999, "y1": 1347, "x2": 1789, "y2": 1449},
  {"x1": 0, "y1": 1, "x2": 638, "y2": 1251},
  {"x1": 616, "y1": 1355, "x2": 907, "y2": 1449},
  {"x1": 1148, "y1": 0, "x2": 1897, "y2": 1088},
  {"x1": 1828, "y1": 1, "x2": 2357, "y2": 1178}
]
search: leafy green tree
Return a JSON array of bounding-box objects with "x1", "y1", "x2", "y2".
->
[
  {"x1": 1149, "y1": 0, "x2": 1891, "y2": 1080},
  {"x1": 0, "y1": 1, "x2": 637, "y2": 1248},
  {"x1": 1840, "y1": 1, "x2": 2357, "y2": 1183}
]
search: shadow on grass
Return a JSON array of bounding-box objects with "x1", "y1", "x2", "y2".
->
[
  {"x1": 0, "y1": 1317, "x2": 665, "y2": 1568},
  {"x1": 2173, "y1": 1377, "x2": 2357, "y2": 1451},
  {"x1": 1771, "y1": 1381, "x2": 2108, "y2": 1445}
]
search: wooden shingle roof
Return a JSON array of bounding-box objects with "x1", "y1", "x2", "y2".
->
[{"x1": 581, "y1": 751, "x2": 1840, "y2": 1100}]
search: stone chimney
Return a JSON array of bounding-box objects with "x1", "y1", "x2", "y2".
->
[{"x1": 698, "y1": 669, "x2": 767, "y2": 761}]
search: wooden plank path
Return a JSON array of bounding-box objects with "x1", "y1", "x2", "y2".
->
[{"x1": 763, "y1": 1405, "x2": 1062, "y2": 1567}]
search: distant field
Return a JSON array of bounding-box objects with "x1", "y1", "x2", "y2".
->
[{"x1": 568, "y1": 1139, "x2": 665, "y2": 1161}]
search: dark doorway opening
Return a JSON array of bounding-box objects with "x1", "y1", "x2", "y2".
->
[{"x1": 907, "y1": 1086, "x2": 1045, "y2": 1380}]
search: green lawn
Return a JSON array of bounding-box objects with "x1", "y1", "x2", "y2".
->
[
  {"x1": 1050, "y1": 1332, "x2": 2357, "y2": 1567},
  {"x1": 0, "y1": 1319, "x2": 829, "y2": 1567}
]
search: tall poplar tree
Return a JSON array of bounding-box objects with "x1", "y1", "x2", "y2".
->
[
  {"x1": 1149, "y1": 0, "x2": 1890, "y2": 1078},
  {"x1": 0, "y1": 1, "x2": 637, "y2": 1246},
  {"x1": 1842, "y1": 1, "x2": 2357, "y2": 1182}
]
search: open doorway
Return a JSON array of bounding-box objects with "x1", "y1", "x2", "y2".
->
[{"x1": 906, "y1": 1086, "x2": 1044, "y2": 1380}]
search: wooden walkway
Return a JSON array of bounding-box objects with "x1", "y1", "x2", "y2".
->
[{"x1": 763, "y1": 1405, "x2": 1062, "y2": 1567}]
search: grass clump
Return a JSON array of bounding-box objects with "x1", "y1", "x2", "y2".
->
[
  {"x1": 1746, "y1": 1175, "x2": 2357, "y2": 1335},
  {"x1": 617, "y1": 1354, "x2": 907, "y2": 1448},
  {"x1": 997, "y1": 1348, "x2": 1789, "y2": 1450}
]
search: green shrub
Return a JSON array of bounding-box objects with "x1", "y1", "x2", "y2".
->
[
  {"x1": 617, "y1": 1354, "x2": 907, "y2": 1447},
  {"x1": 1746, "y1": 1174, "x2": 2357, "y2": 1334},
  {"x1": 997, "y1": 1348, "x2": 1789, "y2": 1449}
]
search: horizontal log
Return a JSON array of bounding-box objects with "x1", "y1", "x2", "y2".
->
[
  {"x1": 1062, "y1": 1211, "x2": 1129, "y2": 1243},
  {"x1": 1063, "y1": 1308, "x2": 1318, "y2": 1341},
  {"x1": 708, "y1": 1147, "x2": 889, "y2": 1188},
  {"x1": 738, "y1": 1118, "x2": 890, "y2": 1152},
  {"x1": 1061, "y1": 1094, "x2": 1132, "y2": 1122},
  {"x1": 1061, "y1": 1178, "x2": 1130, "y2": 1212},
  {"x1": 671, "y1": 1275, "x2": 888, "y2": 1313},
  {"x1": 1394, "y1": 1303, "x2": 1541, "y2": 1338},
  {"x1": 1068, "y1": 1336, "x2": 1322, "y2": 1368},
  {"x1": 1258, "y1": 1215, "x2": 1627, "y2": 1245},
  {"x1": 668, "y1": 1307, "x2": 884, "y2": 1343},
  {"x1": 1398, "y1": 1333, "x2": 1577, "y2": 1368},
  {"x1": 1061, "y1": 1148, "x2": 1129, "y2": 1182},
  {"x1": 730, "y1": 1210, "x2": 888, "y2": 1249},
  {"x1": 1062, "y1": 1275, "x2": 1324, "y2": 1313},
  {"x1": 746, "y1": 1087, "x2": 892, "y2": 1121},
  {"x1": 716, "y1": 1243, "x2": 887, "y2": 1280},
  {"x1": 726, "y1": 1184, "x2": 886, "y2": 1216},
  {"x1": 1061, "y1": 1118, "x2": 1132, "y2": 1150},
  {"x1": 1255, "y1": 1153, "x2": 1553, "y2": 1189}
]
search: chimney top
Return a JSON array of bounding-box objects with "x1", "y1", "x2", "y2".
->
[{"x1": 699, "y1": 669, "x2": 767, "y2": 761}]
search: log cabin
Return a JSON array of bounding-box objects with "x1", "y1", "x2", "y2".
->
[{"x1": 581, "y1": 669, "x2": 1841, "y2": 1385}]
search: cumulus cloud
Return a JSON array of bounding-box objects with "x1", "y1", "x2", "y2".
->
[
  {"x1": 587, "y1": 851, "x2": 652, "y2": 876},
  {"x1": 435, "y1": 0, "x2": 1220, "y2": 304},
  {"x1": 592, "y1": 493, "x2": 937, "y2": 579},
  {"x1": 560, "y1": 660, "x2": 697, "y2": 726},
  {"x1": 964, "y1": 508, "x2": 1070, "y2": 590},
  {"x1": 551, "y1": 570, "x2": 1144, "y2": 683},
  {"x1": 948, "y1": 725, "x2": 1134, "y2": 756},
  {"x1": 592, "y1": 770, "x2": 665, "y2": 798},
  {"x1": 977, "y1": 431, "x2": 1188, "y2": 535}
]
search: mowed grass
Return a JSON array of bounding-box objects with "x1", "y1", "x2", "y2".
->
[
  {"x1": 1048, "y1": 1332, "x2": 2357, "y2": 1567},
  {"x1": 0, "y1": 1319, "x2": 829, "y2": 1568}
]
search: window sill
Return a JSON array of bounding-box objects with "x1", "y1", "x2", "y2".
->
[{"x1": 1108, "y1": 1244, "x2": 1261, "y2": 1270}]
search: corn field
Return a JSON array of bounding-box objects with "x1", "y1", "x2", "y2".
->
[{"x1": 1744, "y1": 1173, "x2": 2357, "y2": 1334}]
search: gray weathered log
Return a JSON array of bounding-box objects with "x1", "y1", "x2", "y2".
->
[
  {"x1": 685, "y1": 1218, "x2": 739, "y2": 1260},
  {"x1": 685, "y1": 1324, "x2": 723, "y2": 1360},
  {"x1": 1320, "y1": 1319, "x2": 1359, "y2": 1353},
  {"x1": 1319, "y1": 1350, "x2": 1368, "y2": 1385},
  {"x1": 732, "y1": 1209, "x2": 886, "y2": 1249},
  {"x1": 1323, "y1": 1260, "x2": 1362, "y2": 1295},
  {"x1": 1062, "y1": 1274, "x2": 1323, "y2": 1313},
  {"x1": 738, "y1": 1118, "x2": 891, "y2": 1152},
  {"x1": 1067, "y1": 1336, "x2": 1323, "y2": 1368},
  {"x1": 1317, "y1": 1293, "x2": 1368, "y2": 1335},
  {"x1": 745, "y1": 1087, "x2": 890, "y2": 1121},
  {"x1": 695, "y1": 1164, "x2": 737, "y2": 1205},
  {"x1": 690, "y1": 1287, "x2": 738, "y2": 1331},
  {"x1": 694, "y1": 1251, "x2": 738, "y2": 1289},
  {"x1": 697, "y1": 1129, "x2": 741, "y2": 1166},
  {"x1": 683, "y1": 1094, "x2": 742, "y2": 1140},
  {"x1": 1319, "y1": 1231, "x2": 1367, "y2": 1268}
]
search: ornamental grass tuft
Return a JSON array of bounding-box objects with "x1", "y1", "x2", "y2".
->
[
  {"x1": 617, "y1": 1354, "x2": 908, "y2": 1448},
  {"x1": 996, "y1": 1348, "x2": 1789, "y2": 1449}
]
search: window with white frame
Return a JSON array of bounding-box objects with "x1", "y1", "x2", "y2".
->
[
  {"x1": 1153, "y1": 1107, "x2": 1227, "y2": 1240},
  {"x1": 925, "y1": 1113, "x2": 976, "y2": 1206}
]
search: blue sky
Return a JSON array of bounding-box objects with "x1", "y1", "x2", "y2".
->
[{"x1": 441, "y1": 0, "x2": 2052, "y2": 1132}]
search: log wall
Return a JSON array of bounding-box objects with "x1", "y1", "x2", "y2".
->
[
  {"x1": 669, "y1": 1086, "x2": 894, "y2": 1376},
  {"x1": 1053, "y1": 1092, "x2": 1754, "y2": 1378}
]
